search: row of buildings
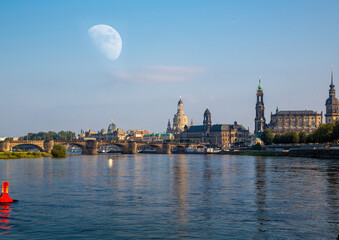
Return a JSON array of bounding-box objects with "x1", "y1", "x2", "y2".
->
[
  {"x1": 79, "y1": 121, "x2": 154, "y2": 142},
  {"x1": 80, "y1": 98, "x2": 251, "y2": 148},
  {"x1": 80, "y1": 67, "x2": 338, "y2": 148},
  {"x1": 166, "y1": 98, "x2": 251, "y2": 148},
  {"x1": 254, "y1": 67, "x2": 338, "y2": 136}
]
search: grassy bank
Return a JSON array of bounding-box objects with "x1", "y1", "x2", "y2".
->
[
  {"x1": 222, "y1": 150, "x2": 289, "y2": 157},
  {"x1": 0, "y1": 152, "x2": 53, "y2": 159}
]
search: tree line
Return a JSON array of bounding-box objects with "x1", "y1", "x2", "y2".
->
[
  {"x1": 19, "y1": 131, "x2": 76, "y2": 141},
  {"x1": 260, "y1": 121, "x2": 339, "y2": 145}
]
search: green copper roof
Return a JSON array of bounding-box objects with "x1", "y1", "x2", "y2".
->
[
  {"x1": 276, "y1": 106, "x2": 279, "y2": 113},
  {"x1": 258, "y1": 77, "x2": 262, "y2": 90}
]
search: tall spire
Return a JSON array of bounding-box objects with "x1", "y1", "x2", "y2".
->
[
  {"x1": 331, "y1": 66, "x2": 334, "y2": 86},
  {"x1": 258, "y1": 76, "x2": 262, "y2": 90}
]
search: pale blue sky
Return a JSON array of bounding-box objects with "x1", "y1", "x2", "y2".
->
[{"x1": 1, "y1": 0, "x2": 339, "y2": 136}]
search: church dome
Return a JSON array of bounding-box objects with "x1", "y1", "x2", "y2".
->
[
  {"x1": 204, "y1": 108, "x2": 211, "y2": 116},
  {"x1": 108, "y1": 120, "x2": 117, "y2": 132},
  {"x1": 326, "y1": 96, "x2": 339, "y2": 105},
  {"x1": 178, "y1": 98, "x2": 183, "y2": 105}
]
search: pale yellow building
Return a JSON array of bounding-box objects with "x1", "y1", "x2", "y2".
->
[{"x1": 269, "y1": 109, "x2": 322, "y2": 134}]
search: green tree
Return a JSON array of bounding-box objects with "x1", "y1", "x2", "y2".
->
[
  {"x1": 251, "y1": 143, "x2": 262, "y2": 150},
  {"x1": 311, "y1": 123, "x2": 335, "y2": 143},
  {"x1": 273, "y1": 134, "x2": 282, "y2": 144},
  {"x1": 51, "y1": 145, "x2": 67, "y2": 158},
  {"x1": 261, "y1": 129, "x2": 274, "y2": 145},
  {"x1": 299, "y1": 131, "x2": 307, "y2": 143},
  {"x1": 284, "y1": 132, "x2": 299, "y2": 144},
  {"x1": 330, "y1": 121, "x2": 339, "y2": 141}
]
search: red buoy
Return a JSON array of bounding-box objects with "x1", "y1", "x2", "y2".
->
[{"x1": 0, "y1": 182, "x2": 13, "y2": 203}]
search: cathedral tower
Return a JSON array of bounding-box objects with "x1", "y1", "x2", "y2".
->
[
  {"x1": 325, "y1": 67, "x2": 339, "y2": 123},
  {"x1": 255, "y1": 77, "x2": 266, "y2": 136},
  {"x1": 172, "y1": 97, "x2": 188, "y2": 133},
  {"x1": 203, "y1": 108, "x2": 212, "y2": 134}
]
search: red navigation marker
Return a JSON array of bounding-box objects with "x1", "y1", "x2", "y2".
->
[{"x1": 0, "y1": 182, "x2": 13, "y2": 203}]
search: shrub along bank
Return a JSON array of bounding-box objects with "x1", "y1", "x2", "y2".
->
[{"x1": 0, "y1": 152, "x2": 52, "y2": 159}]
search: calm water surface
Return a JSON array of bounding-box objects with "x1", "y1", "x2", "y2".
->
[{"x1": 0, "y1": 154, "x2": 338, "y2": 239}]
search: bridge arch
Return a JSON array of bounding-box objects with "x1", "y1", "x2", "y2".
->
[
  {"x1": 137, "y1": 144, "x2": 163, "y2": 153},
  {"x1": 60, "y1": 143, "x2": 84, "y2": 154},
  {"x1": 98, "y1": 143, "x2": 126, "y2": 153},
  {"x1": 171, "y1": 145, "x2": 186, "y2": 153},
  {"x1": 10, "y1": 143, "x2": 44, "y2": 152},
  {"x1": 97, "y1": 143, "x2": 129, "y2": 154}
]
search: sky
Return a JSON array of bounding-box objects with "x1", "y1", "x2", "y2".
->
[{"x1": 1, "y1": 0, "x2": 339, "y2": 137}]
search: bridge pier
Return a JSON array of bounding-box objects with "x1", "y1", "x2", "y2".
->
[
  {"x1": 84, "y1": 140, "x2": 98, "y2": 155},
  {"x1": 0, "y1": 141, "x2": 10, "y2": 152},
  {"x1": 128, "y1": 142, "x2": 137, "y2": 154},
  {"x1": 163, "y1": 143, "x2": 172, "y2": 154},
  {"x1": 43, "y1": 140, "x2": 54, "y2": 153}
]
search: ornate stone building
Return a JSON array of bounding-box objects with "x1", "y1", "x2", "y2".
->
[
  {"x1": 268, "y1": 109, "x2": 322, "y2": 134},
  {"x1": 255, "y1": 75, "x2": 323, "y2": 134},
  {"x1": 107, "y1": 119, "x2": 117, "y2": 133},
  {"x1": 79, "y1": 120, "x2": 126, "y2": 141},
  {"x1": 325, "y1": 67, "x2": 339, "y2": 123},
  {"x1": 254, "y1": 77, "x2": 266, "y2": 136},
  {"x1": 181, "y1": 108, "x2": 250, "y2": 148},
  {"x1": 166, "y1": 97, "x2": 188, "y2": 134}
]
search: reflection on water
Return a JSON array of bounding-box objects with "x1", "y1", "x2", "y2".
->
[
  {"x1": 0, "y1": 204, "x2": 13, "y2": 234},
  {"x1": 171, "y1": 155, "x2": 189, "y2": 224},
  {"x1": 0, "y1": 155, "x2": 338, "y2": 239}
]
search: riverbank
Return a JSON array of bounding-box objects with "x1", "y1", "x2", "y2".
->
[
  {"x1": 289, "y1": 148, "x2": 339, "y2": 159},
  {"x1": 221, "y1": 150, "x2": 289, "y2": 157},
  {"x1": 0, "y1": 152, "x2": 52, "y2": 159}
]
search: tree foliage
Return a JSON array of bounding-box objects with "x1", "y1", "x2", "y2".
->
[
  {"x1": 260, "y1": 129, "x2": 274, "y2": 145},
  {"x1": 331, "y1": 121, "x2": 339, "y2": 141},
  {"x1": 273, "y1": 132, "x2": 299, "y2": 144},
  {"x1": 51, "y1": 145, "x2": 67, "y2": 158},
  {"x1": 307, "y1": 123, "x2": 335, "y2": 143},
  {"x1": 21, "y1": 131, "x2": 76, "y2": 141},
  {"x1": 299, "y1": 131, "x2": 307, "y2": 143},
  {"x1": 262, "y1": 121, "x2": 339, "y2": 145}
]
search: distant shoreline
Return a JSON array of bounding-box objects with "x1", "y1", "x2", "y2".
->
[
  {"x1": 0, "y1": 152, "x2": 52, "y2": 159},
  {"x1": 221, "y1": 149, "x2": 339, "y2": 159}
]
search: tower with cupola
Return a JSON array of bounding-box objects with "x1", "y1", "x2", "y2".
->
[{"x1": 254, "y1": 77, "x2": 266, "y2": 136}]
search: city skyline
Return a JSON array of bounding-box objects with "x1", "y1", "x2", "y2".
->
[{"x1": 1, "y1": 1, "x2": 339, "y2": 137}]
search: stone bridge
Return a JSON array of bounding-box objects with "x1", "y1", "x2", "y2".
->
[{"x1": 0, "y1": 140, "x2": 206, "y2": 155}]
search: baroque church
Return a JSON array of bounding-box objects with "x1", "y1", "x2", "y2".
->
[
  {"x1": 166, "y1": 97, "x2": 189, "y2": 134},
  {"x1": 325, "y1": 67, "x2": 339, "y2": 123},
  {"x1": 180, "y1": 108, "x2": 250, "y2": 148},
  {"x1": 254, "y1": 67, "x2": 338, "y2": 135}
]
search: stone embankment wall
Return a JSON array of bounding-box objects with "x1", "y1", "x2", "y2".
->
[{"x1": 288, "y1": 149, "x2": 339, "y2": 159}]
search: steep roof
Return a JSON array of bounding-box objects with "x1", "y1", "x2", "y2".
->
[
  {"x1": 186, "y1": 125, "x2": 204, "y2": 132},
  {"x1": 273, "y1": 110, "x2": 320, "y2": 116}
]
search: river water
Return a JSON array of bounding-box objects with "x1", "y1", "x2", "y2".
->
[{"x1": 0, "y1": 154, "x2": 338, "y2": 239}]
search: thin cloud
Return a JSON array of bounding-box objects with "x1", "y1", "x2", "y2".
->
[{"x1": 110, "y1": 66, "x2": 207, "y2": 83}]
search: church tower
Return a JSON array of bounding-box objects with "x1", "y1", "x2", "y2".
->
[
  {"x1": 166, "y1": 119, "x2": 172, "y2": 133},
  {"x1": 325, "y1": 67, "x2": 339, "y2": 123},
  {"x1": 255, "y1": 77, "x2": 266, "y2": 136},
  {"x1": 203, "y1": 108, "x2": 212, "y2": 133},
  {"x1": 172, "y1": 97, "x2": 188, "y2": 133}
]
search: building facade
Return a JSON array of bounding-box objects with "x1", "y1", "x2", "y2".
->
[
  {"x1": 181, "y1": 108, "x2": 250, "y2": 148},
  {"x1": 167, "y1": 97, "x2": 188, "y2": 134},
  {"x1": 79, "y1": 120, "x2": 127, "y2": 141},
  {"x1": 143, "y1": 133, "x2": 174, "y2": 142},
  {"x1": 268, "y1": 109, "x2": 322, "y2": 134},
  {"x1": 325, "y1": 67, "x2": 339, "y2": 123},
  {"x1": 255, "y1": 75, "x2": 324, "y2": 134},
  {"x1": 254, "y1": 77, "x2": 266, "y2": 136}
]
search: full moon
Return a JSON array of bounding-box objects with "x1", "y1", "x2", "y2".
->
[{"x1": 88, "y1": 24, "x2": 122, "y2": 61}]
